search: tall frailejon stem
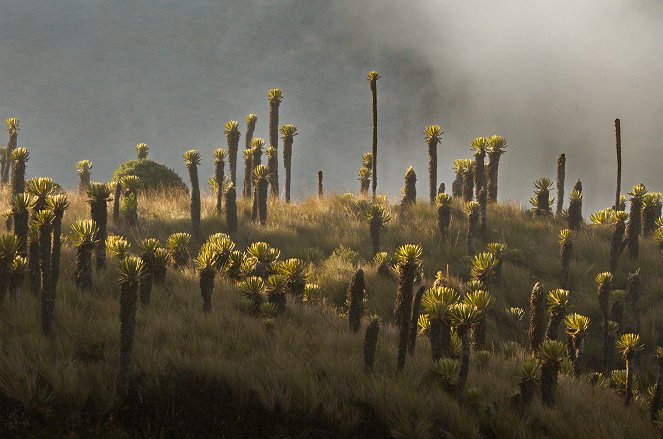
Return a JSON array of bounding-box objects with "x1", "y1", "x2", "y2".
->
[
  {"x1": 76, "y1": 160, "x2": 93, "y2": 195},
  {"x1": 10, "y1": 147, "x2": 29, "y2": 197},
  {"x1": 394, "y1": 244, "x2": 422, "y2": 372},
  {"x1": 0, "y1": 234, "x2": 20, "y2": 303},
  {"x1": 363, "y1": 316, "x2": 380, "y2": 373},
  {"x1": 2, "y1": 118, "x2": 20, "y2": 184},
  {"x1": 224, "y1": 183, "x2": 237, "y2": 234},
  {"x1": 253, "y1": 165, "x2": 270, "y2": 225},
  {"x1": 35, "y1": 210, "x2": 54, "y2": 336},
  {"x1": 87, "y1": 183, "x2": 111, "y2": 270},
  {"x1": 435, "y1": 193, "x2": 453, "y2": 242},
  {"x1": 407, "y1": 285, "x2": 426, "y2": 356},
  {"x1": 486, "y1": 135, "x2": 507, "y2": 203},
  {"x1": 70, "y1": 219, "x2": 99, "y2": 292},
  {"x1": 615, "y1": 118, "x2": 622, "y2": 211},
  {"x1": 626, "y1": 184, "x2": 646, "y2": 259},
  {"x1": 559, "y1": 229, "x2": 573, "y2": 289},
  {"x1": 348, "y1": 268, "x2": 365, "y2": 333},
  {"x1": 267, "y1": 89, "x2": 282, "y2": 198},
  {"x1": 528, "y1": 282, "x2": 546, "y2": 350},
  {"x1": 318, "y1": 170, "x2": 323, "y2": 198},
  {"x1": 424, "y1": 125, "x2": 443, "y2": 204},
  {"x1": 138, "y1": 238, "x2": 160, "y2": 307},
  {"x1": 117, "y1": 256, "x2": 144, "y2": 398},
  {"x1": 280, "y1": 124, "x2": 298, "y2": 203},
  {"x1": 112, "y1": 181, "x2": 122, "y2": 223},
  {"x1": 610, "y1": 211, "x2": 628, "y2": 272},
  {"x1": 556, "y1": 154, "x2": 565, "y2": 215},
  {"x1": 243, "y1": 114, "x2": 257, "y2": 198},
  {"x1": 651, "y1": 348, "x2": 663, "y2": 421},
  {"x1": 224, "y1": 121, "x2": 240, "y2": 187},
  {"x1": 47, "y1": 195, "x2": 69, "y2": 297},
  {"x1": 596, "y1": 272, "x2": 613, "y2": 374},
  {"x1": 368, "y1": 71, "x2": 380, "y2": 197},
  {"x1": 213, "y1": 149, "x2": 226, "y2": 213},
  {"x1": 183, "y1": 150, "x2": 203, "y2": 242}
]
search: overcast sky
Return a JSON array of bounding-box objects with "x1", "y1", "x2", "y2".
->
[{"x1": 1, "y1": 0, "x2": 662, "y2": 212}]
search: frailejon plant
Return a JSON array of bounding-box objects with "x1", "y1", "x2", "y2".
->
[
  {"x1": 195, "y1": 244, "x2": 221, "y2": 313},
  {"x1": 10, "y1": 147, "x2": 29, "y2": 197},
  {"x1": 373, "y1": 252, "x2": 391, "y2": 279},
  {"x1": 394, "y1": 244, "x2": 423, "y2": 371},
  {"x1": 224, "y1": 120, "x2": 241, "y2": 187},
  {"x1": 435, "y1": 193, "x2": 453, "y2": 242},
  {"x1": 46, "y1": 194, "x2": 69, "y2": 295},
  {"x1": 278, "y1": 258, "x2": 307, "y2": 303},
  {"x1": 183, "y1": 149, "x2": 203, "y2": 241},
  {"x1": 530, "y1": 177, "x2": 554, "y2": 217},
  {"x1": 545, "y1": 289, "x2": 570, "y2": 341},
  {"x1": 106, "y1": 235, "x2": 131, "y2": 261},
  {"x1": 167, "y1": 232, "x2": 191, "y2": 269},
  {"x1": 237, "y1": 276, "x2": 266, "y2": 315},
  {"x1": 464, "y1": 289, "x2": 493, "y2": 350},
  {"x1": 243, "y1": 241, "x2": 280, "y2": 279},
  {"x1": 610, "y1": 210, "x2": 628, "y2": 272},
  {"x1": 243, "y1": 114, "x2": 257, "y2": 198},
  {"x1": 449, "y1": 303, "x2": 481, "y2": 390},
  {"x1": 76, "y1": 160, "x2": 93, "y2": 195},
  {"x1": 70, "y1": 219, "x2": 99, "y2": 292},
  {"x1": 628, "y1": 269, "x2": 642, "y2": 334},
  {"x1": 2, "y1": 117, "x2": 20, "y2": 184},
  {"x1": 116, "y1": 256, "x2": 144, "y2": 398},
  {"x1": 596, "y1": 271, "x2": 614, "y2": 373},
  {"x1": 348, "y1": 268, "x2": 365, "y2": 333},
  {"x1": 138, "y1": 238, "x2": 160, "y2": 306},
  {"x1": 556, "y1": 153, "x2": 565, "y2": 215},
  {"x1": 153, "y1": 247, "x2": 169, "y2": 285},
  {"x1": 363, "y1": 316, "x2": 380, "y2": 373},
  {"x1": 470, "y1": 137, "x2": 488, "y2": 201},
  {"x1": 568, "y1": 189, "x2": 583, "y2": 232},
  {"x1": 421, "y1": 286, "x2": 460, "y2": 360},
  {"x1": 408, "y1": 285, "x2": 426, "y2": 356},
  {"x1": 486, "y1": 135, "x2": 507, "y2": 202},
  {"x1": 265, "y1": 274, "x2": 288, "y2": 314},
  {"x1": 119, "y1": 175, "x2": 141, "y2": 226},
  {"x1": 363, "y1": 202, "x2": 390, "y2": 255},
  {"x1": 11, "y1": 194, "x2": 35, "y2": 257},
  {"x1": 424, "y1": 125, "x2": 444, "y2": 204},
  {"x1": 318, "y1": 170, "x2": 323, "y2": 199},
  {"x1": 564, "y1": 313, "x2": 590, "y2": 376},
  {"x1": 112, "y1": 180, "x2": 122, "y2": 223},
  {"x1": 9, "y1": 255, "x2": 27, "y2": 299},
  {"x1": 0, "y1": 233, "x2": 20, "y2": 303},
  {"x1": 267, "y1": 88, "x2": 283, "y2": 197},
  {"x1": 224, "y1": 183, "x2": 238, "y2": 234},
  {"x1": 610, "y1": 289, "x2": 626, "y2": 334},
  {"x1": 616, "y1": 333, "x2": 644, "y2": 406},
  {"x1": 86, "y1": 183, "x2": 112, "y2": 270},
  {"x1": 465, "y1": 201, "x2": 480, "y2": 255},
  {"x1": 451, "y1": 159, "x2": 464, "y2": 198},
  {"x1": 213, "y1": 148, "x2": 226, "y2": 213},
  {"x1": 432, "y1": 358, "x2": 462, "y2": 394},
  {"x1": 135, "y1": 143, "x2": 149, "y2": 160},
  {"x1": 367, "y1": 71, "x2": 380, "y2": 197},
  {"x1": 400, "y1": 166, "x2": 416, "y2": 209},
  {"x1": 486, "y1": 242, "x2": 506, "y2": 286},
  {"x1": 34, "y1": 210, "x2": 55, "y2": 336},
  {"x1": 462, "y1": 160, "x2": 475, "y2": 202},
  {"x1": 559, "y1": 229, "x2": 573, "y2": 289},
  {"x1": 358, "y1": 167, "x2": 371, "y2": 196},
  {"x1": 626, "y1": 184, "x2": 647, "y2": 259},
  {"x1": 536, "y1": 340, "x2": 567, "y2": 406},
  {"x1": 280, "y1": 124, "x2": 298, "y2": 203},
  {"x1": 642, "y1": 192, "x2": 661, "y2": 237},
  {"x1": 515, "y1": 357, "x2": 541, "y2": 410},
  {"x1": 252, "y1": 165, "x2": 270, "y2": 225}
]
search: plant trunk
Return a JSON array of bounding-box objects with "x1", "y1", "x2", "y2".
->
[
  {"x1": 318, "y1": 171, "x2": 323, "y2": 199},
  {"x1": 257, "y1": 180, "x2": 268, "y2": 225},
  {"x1": 396, "y1": 265, "x2": 415, "y2": 371},
  {"x1": 188, "y1": 165, "x2": 202, "y2": 242},
  {"x1": 364, "y1": 318, "x2": 380, "y2": 373},
  {"x1": 284, "y1": 138, "x2": 293, "y2": 203},
  {"x1": 459, "y1": 326, "x2": 471, "y2": 390},
  {"x1": 625, "y1": 357, "x2": 634, "y2": 406},
  {"x1": 39, "y1": 221, "x2": 53, "y2": 336},
  {"x1": 118, "y1": 283, "x2": 138, "y2": 398},
  {"x1": 428, "y1": 143, "x2": 437, "y2": 205},
  {"x1": 371, "y1": 83, "x2": 378, "y2": 198},
  {"x1": 29, "y1": 237, "x2": 40, "y2": 296},
  {"x1": 215, "y1": 159, "x2": 225, "y2": 213},
  {"x1": 545, "y1": 310, "x2": 564, "y2": 341},
  {"x1": 76, "y1": 245, "x2": 94, "y2": 292},
  {"x1": 540, "y1": 363, "x2": 559, "y2": 406},
  {"x1": 651, "y1": 360, "x2": 663, "y2": 421},
  {"x1": 224, "y1": 185, "x2": 238, "y2": 234},
  {"x1": 50, "y1": 215, "x2": 63, "y2": 296},
  {"x1": 556, "y1": 154, "x2": 565, "y2": 215},
  {"x1": 487, "y1": 152, "x2": 500, "y2": 202},
  {"x1": 615, "y1": 119, "x2": 621, "y2": 211},
  {"x1": 472, "y1": 316, "x2": 487, "y2": 350},
  {"x1": 113, "y1": 182, "x2": 122, "y2": 224},
  {"x1": 407, "y1": 285, "x2": 426, "y2": 356},
  {"x1": 269, "y1": 102, "x2": 280, "y2": 198},
  {"x1": 91, "y1": 202, "x2": 108, "y2": 270},
  {"x1": 200, "y1": 269, "x2": 215, "y2": 313},
  {"x1": 10, "y1": 161, "x2": 25, "y2": 197},
  {"x1": 2, "y1": 133, "x2": 17, "y2": 183},
  {"x1": 437, "y1": 205, "x2": 451, "y2": 242},
  {"x1": 348, "y1": 268, "x2": 365, "y2": 333}
]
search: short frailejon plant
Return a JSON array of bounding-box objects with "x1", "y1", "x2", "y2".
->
[
  {"x1": 10, "y1": 147, "x2": 29, "y2": 197},
  {"x1": 0, "y1": 233, "x2": 20, "y2": 303},
  {"x1": 224, "y1": 183, "x2": 238, "y2": 234},
  {"x1": 117, "y1": 256, "x2": 145, "y2": 398},
  {"x1": 626, "y1": 184, "x2": 647, "y2": 259},
  {"x1": 596, "y1": 271, "x2": 614, "y2": 374},
  {"x1": 195, "y1": 244, "x2": 220, "y2": 313},
  {"x1": 363, "y1": 316, "x2": 380, "y2": 373},
  {"x1": 616, "y1": 333, "x2": 644, "y2": 406},
  {"x1": 642, "y1": 192, "x2": 662, "y2": 237},
  {"x1": 183, "y1": 149, "x2": 203, "y2": 241},
  {"x1": 400, "y1": 166, "x2": 416, "y2": 209},
  {"x1": 265, "y1": 274, "x2": 287, "y2": 314},
  {"x1": 449, "y1": 303, "x2": 481, "y2": 390},
  {"x1": 347, "y1": 268, "x2": 365, "y2": 333},
  {"x1": 76, "y1": 160, "x2": 93, "y2": 195},
  {"x1": 224, "y1": 120, "x2": 241, "y2": 187},
  {"x1": 267, "y1": 88, "x2": 283, "y2": 197},
  {"x1": 545, "y1": 288, "x2": 570, "y2": 341},
  {"x1": 106, "y1": 235, "x2": 131, "y2": 261},
  {"x1": 394, "y1": 244, "x2": 423, "y2": 371},
  {"x1": 486, "y1": 242, "x2": 506, "y2": 286},
  {"x1": 435, "y1": 193, "x2": 453, "y2": 242},
  {"x1": 135, "y1": 143, "x2": 149, "y2": 160},
  {"x1": 358, "y1": 167, "x2": 371, "y2": 196},
  {"x1": 86, "y1": 182, "x2": 112, "y2": 270},
  {"x1": 421, "y1": 286, "x2": 460, "y2": 361},
  {"x1": 471, "y1": 251, "x2": 498, "y2": 286},
  {"x1": 280, "y1": 124, "x2": 298, "y2": 203},
  {"x1": 363, "y1": 202, "x2": 390, "y2": 255},
  {"x1": 556, "y1": 153, "x2": 565, "y2": 215},
  {"x1": 559, "y1": 229, "x2": 573, "y2": 289},
  {"x1": 9, "y1": 255, "x2": 27, "y2": 299},
  {"x1": 465, "y1": 201, "x2": 480, "y2": 255},
  {"x1": 515, "y1": 357, "x2": 541, "y2": 410},
  {"x1": 486, "y1": 135, "x2": 507, "y2": 203},
  {"x1": 278, "y1": 258, "x2": 307, "y2": 303},
  {"x1": 424, "y1": 125, "x2": 444, "y2": 205},
  {"x1": 167, "y1": 232, "x2": 191, "y2": 269},
  {"x1": 464, "y1": 289, "x2": 493, "y2": 350},
  {"x1": 567, "y1": 189, "x2": 583, "y2": 232},
  {"x1": 253, "y1": 165, "x2": 270, "y2": 225},
  {"x1": 70, "y1": 219, "x2": 99, "y2": 292},
  {"x1": 530, "y1": 177, "x2": 554, "y2": 217},
  {"x1": 432, "y1": 358, "x2": 462, "y2": 394},
  {"x1": 138, "y1": 238, "x2": 161, "y2": 307},
  {"x1": 537, "y1": 340, "x2": 567, "y2": 406},
  {"x1": 564, "y1": 313, "x2": 590, "y2": 376},
  {"x1": 120, "y1": 175, "x2": 141, "y2": 226},
  {"x1": 213, "y1": 148, "x2": 226, "y2": 213}
]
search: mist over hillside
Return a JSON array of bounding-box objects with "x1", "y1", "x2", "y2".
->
[{"x1": 1, "y1": 0, "x2": 662, "y2": 211}]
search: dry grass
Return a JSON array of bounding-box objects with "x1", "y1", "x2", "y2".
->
[{"x1": 0, "y1": 187, "x2": 661, "y2": 438}]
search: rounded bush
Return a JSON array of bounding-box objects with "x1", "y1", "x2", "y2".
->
[{"x1": 113, "y1": 160, "x2": 188, "y2": 193}]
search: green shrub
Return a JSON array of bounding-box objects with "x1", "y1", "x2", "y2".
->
[{"x1": 113, "y1": 159, "x2": 187, "y2": 193}]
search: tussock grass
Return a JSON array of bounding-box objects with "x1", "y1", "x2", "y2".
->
[{"x1": 0, "y1": 187, "x2": 661, "y2": 438}]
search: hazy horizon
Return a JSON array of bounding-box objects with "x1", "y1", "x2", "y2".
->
[{"x1": 1, "y1": 0, "x2": 662, "y2": 212}]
